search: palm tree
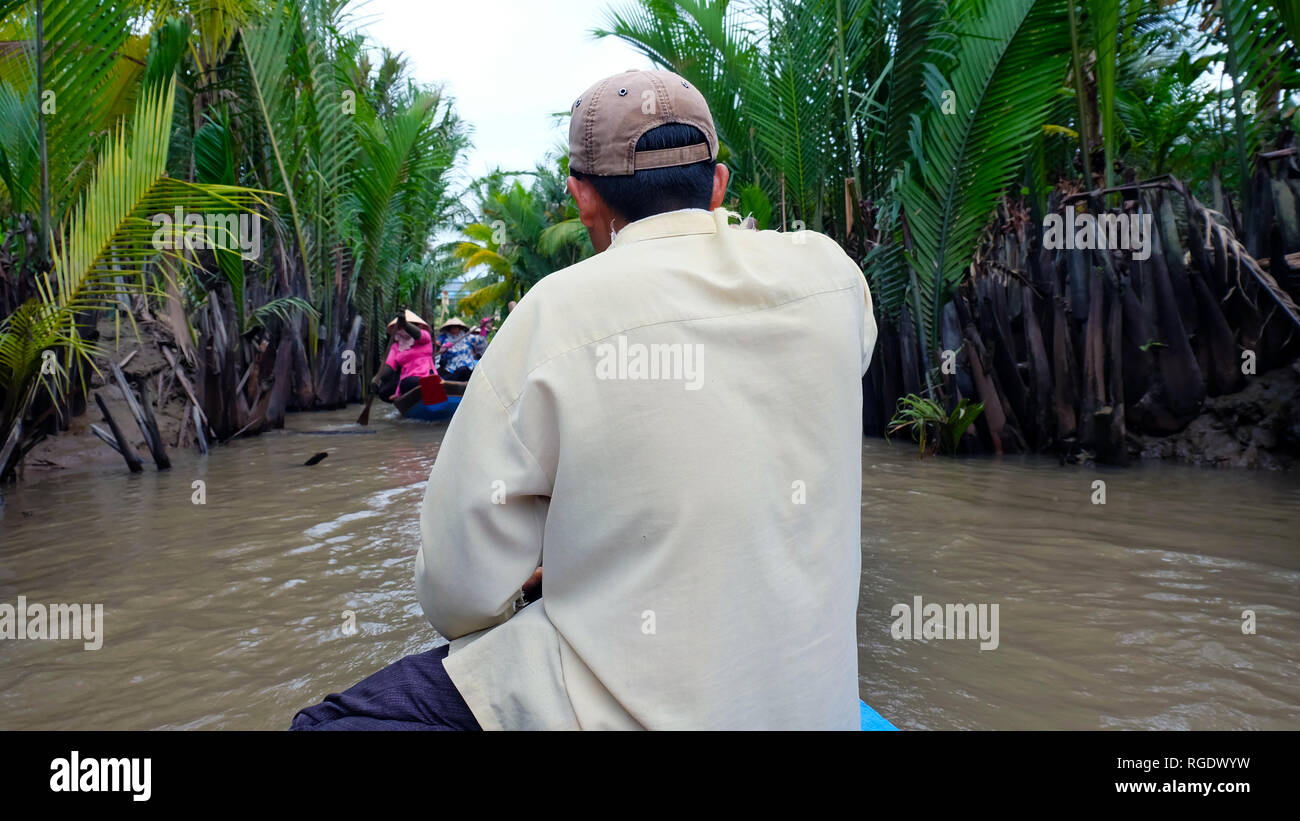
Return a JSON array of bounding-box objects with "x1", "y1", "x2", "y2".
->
[
  {"x1": 597, "y1": 0, "x2": 1298, "y2": 387},
  {"x1": 0, "y1": 0, "x2": 472, "y2": 476},
  {"x1": 0, "y1": 77, "x2": 265, "y2": 476},
  {"x1": 600, "y1": 0, "x2": 1073, "y2": 374},
  {"x1": 454, "y1": 157, "x2": 592, "y2": 317},
  {"x1": 894, "y1": 0, "x2": 1073, "y2": 357},
  {"x1": 351, "y1": 81, "x2": 468, "y2": 379}
]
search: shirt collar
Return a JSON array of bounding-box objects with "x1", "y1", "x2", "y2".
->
[{"x1": 609, "y1": 208, "x2": 722, "y2": 249}]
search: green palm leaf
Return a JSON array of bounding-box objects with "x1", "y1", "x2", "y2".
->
[
  {"x1": 538, "y1": 217, "x2": 590, "y2": 256},
  {"x1": 457, "y1": 279, "x2": 512, "y2": 317},
  {"x1": 2, "y1": 77, "x2": 265, "y2": 447},
  {"x1": 899, "y1": 0, "x2": 1071, "y2": 353},
  {"x1": 1215, "y1": 0, "x2": 1296, "y2": 209},
  {"x1": 241, "y1": 1, "x2": 313, "y2": 299},
  {"x1": 0, "y1": 0, "x2": 134, "y2": 219}
]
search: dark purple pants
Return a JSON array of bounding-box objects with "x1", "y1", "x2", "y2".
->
[
  {"x1": 290, "y1": 644, "x2": 482, "y2": 731},
  {"x1": 377, "y1": 373, "x2": 420, "y2": 403}
]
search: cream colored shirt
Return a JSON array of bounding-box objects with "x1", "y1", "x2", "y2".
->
[{"x1": 416, "y1": 207, "x2": 877, "y2": 730}]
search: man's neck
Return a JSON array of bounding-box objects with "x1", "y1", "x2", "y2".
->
[{"x1": 609, "y1": 207, "x2": 709, "y2": 244}]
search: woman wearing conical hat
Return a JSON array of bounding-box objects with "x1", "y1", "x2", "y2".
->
[
  {"x1": 372, "y1": 308, "x2": 435, "y2": 402},
  {"x1": 435, "y1": 315, "x2": 470, "y2": 348},
  {"x1": 435, "y1": 316, "x2": 479, "y2": 382}
]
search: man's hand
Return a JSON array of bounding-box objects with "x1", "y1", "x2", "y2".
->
[
  {"x1": 521, "y1": 566, "x2": 543, "y2": 603},
  {"x1": 522, "y1": 566, "x2": 542, "y2": 592}
]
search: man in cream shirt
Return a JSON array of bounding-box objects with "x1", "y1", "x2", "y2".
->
[{"x1": 291, "y1": 69, "x2": 876, "y2": 731}]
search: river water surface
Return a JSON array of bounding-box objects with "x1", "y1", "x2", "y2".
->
[{"x1": 1, "y1": 406, "x2": 1297, "y2": 729}]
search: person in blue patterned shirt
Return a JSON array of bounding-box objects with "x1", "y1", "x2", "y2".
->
[{"x1": 436, "y1": 317, "x2": 478, "y2": 381}]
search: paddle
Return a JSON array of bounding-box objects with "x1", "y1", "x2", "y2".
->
[
  {"x1": 359, "y1": 312, "x2": 407, "y2": 426},
  {"x1": 356, "y1": 390, "x2": 376, "y2": 426}
]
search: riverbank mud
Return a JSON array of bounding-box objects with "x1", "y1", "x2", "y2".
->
[
  {"x1": 1138, "y1": 362, "x2": 1300, "y2": 470},
  {"x1": 20, "y1": 315, "x2": 191, "y2": 480}
]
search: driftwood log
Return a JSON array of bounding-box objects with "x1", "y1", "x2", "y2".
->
[
  {"x1": 94, "y1": 393, "x2": 142, "y2": 473},
  {"x1": 109, "y1": 359, "x2": 168, "y2": 469}
]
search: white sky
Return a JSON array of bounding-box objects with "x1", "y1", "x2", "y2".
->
[{"x1": 356, "y1": 0, "x2": 653, "y2": 180}]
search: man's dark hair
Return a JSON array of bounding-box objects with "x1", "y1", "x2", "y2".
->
[{"x1": 572, "y1": 123, "x2": 715, "y2": 223}]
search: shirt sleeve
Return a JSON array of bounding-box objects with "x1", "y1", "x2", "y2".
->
[
  {"x1": 415, "y1": 368, "x2": 551, "y2": 639},
  {"x1": 384, "y1": 342, "x2": 399, "y2": 370},
  {"x1": 861, "y1": 274, "x2": 878, "y2": 375}
]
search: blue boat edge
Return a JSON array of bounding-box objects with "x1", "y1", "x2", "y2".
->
[
  {"x1": 404, "y1": 395, "x2": 462, "y2": 421},
  {"x1": 860, "y1": 699, "x2": 898, "y2": 731}
]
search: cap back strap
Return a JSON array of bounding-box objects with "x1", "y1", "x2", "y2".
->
[{"x1": 633, "y1": 143, "x2": 712, "y2": 171}]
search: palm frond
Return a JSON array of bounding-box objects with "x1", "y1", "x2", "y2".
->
[
  {"x1": 538, "y1": 217, "x2": 589, "y2": 256},
  {"x1": 1088, "y1": 0, "x2": 1121, "y2": 188},
  {"x1": 899, "y1": 0, "x2": 1071, "y2": 352},
  {"x1": 3, "y1": 77, "x2": 265, "y2": 445},
  {"x1": 1214, "y1": 0, "x2": 1296, "y2": 208},
  {"x1": 0, "y1": 0, "x2": 135, "y2": 219},
  {"x1": 242, "y1": 0, "x2": 313, "y2": 299},
  {"x1": 456, "y1": 278, "x2": 512, "y2": 317},
  {"x1": 249, "y1": 295, "x2": 318, "y2": 330}
]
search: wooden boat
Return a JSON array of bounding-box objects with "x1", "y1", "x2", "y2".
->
[{"x1": 394, "y1": 375, "x2": 468, "y2": 421}]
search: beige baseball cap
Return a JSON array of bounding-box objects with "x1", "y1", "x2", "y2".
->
[{"x1": 568, "y1": 69, "x2": 718, "y2": 177}]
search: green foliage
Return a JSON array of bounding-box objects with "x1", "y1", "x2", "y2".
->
[
  {"x1": 737, "y1": 183, "x2": 771, "y2": 230},
  {"x1": 1212, "y1": 0, "x2": 1298, "y2": 212},
  {"x1": 1114, "y1": 50, "x2": 1216, "y2": 176},
  {"x1": 1, "y1": 79, "x2": 265, "y2": 449},
  {"x1": 250, "y1": 296, "x2": 319, "y2": 329},
  {"x1": 0, "y1": 0, "x2": 470, "y2": 469},
  {"x1": 454, "y1": 156, "x2": 593, "y2": 317},
  {"x1": 899, "y1": 0, "x2": 1072, "y2": 354},
  {"x1": 596, "y1": 0, "x2": 1298, "y2": 398},
  {"x1": 887, "y1": 393, "x2": 985, "y2": 458}
]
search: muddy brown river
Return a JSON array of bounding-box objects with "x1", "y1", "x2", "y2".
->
[{"x1": 1, "y1": 406, "x2": 1297, "y2": 729}]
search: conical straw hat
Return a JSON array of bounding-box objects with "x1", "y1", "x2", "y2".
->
[{"x1": 387, "y1": 309, "x2": 430, "y2": 333}]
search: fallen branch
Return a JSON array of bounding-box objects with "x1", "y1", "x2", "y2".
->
[
  {"x1": 1061, "y1": 174, "x2": 1172, "y2": 203},
  {"x1": 193, "y1": 405, "x2": 209, "y2": 455},
  {"x1": 136, "y1": 379, "x2": 171, "y2": 470},
  {"x1": 1167, "y1": 177, "x2": 1300, "y2": 332},
  {"x1": 1062, "y1": 175, "x2": 1300, "y2": 332},
  {"x1": 221, "y1": 414, "x2": 264, "y2": 445},
  {"x1": 94, "y1": 393, "x2": 142, "y2": 473},
  {"x1": 90, "y1": 424, "x2": 122, "y2": 453},
  {"x1": 161, "y1": 346, "x2": 213, "y2": 438},
  {"x1": 110, "y1": 360, "x2": 169, "y2": 469}
]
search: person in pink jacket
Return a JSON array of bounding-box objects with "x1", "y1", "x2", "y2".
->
[{"x1": 372, "y1": 309, "x2": 434, "y2": 401}]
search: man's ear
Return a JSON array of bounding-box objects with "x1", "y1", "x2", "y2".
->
[
  {"x1": 567, "y1": 176, "x2": 601, "y2": 229},
  {"x1": 709, "y1": 163, "x2": 731, "y2": 210},
  {"x1": 568, "y1": 174, "x2": 621, "y2": 253}
]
